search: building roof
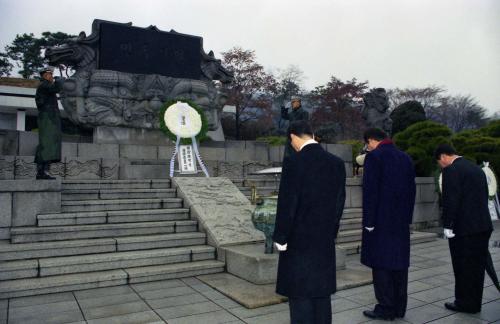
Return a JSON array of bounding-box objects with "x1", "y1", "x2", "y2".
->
[{"x1": 0, "y1": 77, "x2": 39, "y2": 88}]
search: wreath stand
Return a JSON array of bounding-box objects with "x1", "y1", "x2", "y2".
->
[{"x1": 160, "y1": 100, "x2": 210, "y2": 178}]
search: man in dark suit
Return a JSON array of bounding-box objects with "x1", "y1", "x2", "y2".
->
[
  {"x1": 361, "y1": 128, "x2": 416, "y2": 321},
  {"x1": 435, "y1": 144, "x2": 493, "y2": 313},
  {"x1": 273, "y1": 120, "x2": 346, "y2": 324}
]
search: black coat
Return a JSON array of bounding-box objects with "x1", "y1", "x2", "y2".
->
[
  {"x1": 441, "y1": 157, "x2": 493, "y2": 236},
  {"x1": 273, "y1": 143, "x2": 346, "y2": 297},
  {"x1": 35, "y1": 79, "x2": 62, "y2": 164},
  {"x1": 360, "y1": 142, "x2": 416, "y2": 270}
]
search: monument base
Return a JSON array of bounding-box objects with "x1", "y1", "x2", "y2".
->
[
  {"x1": 94, "y1": 126, "x2": 172, "y2": 146},
  {"x1": 223, "y1": 243, "x2": 346, "y2": 285},
  {"x1": 94, "y1": 125, "x2": 225, "y2": 146}
]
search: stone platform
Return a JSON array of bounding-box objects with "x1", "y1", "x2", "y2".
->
[{"x1": 223, "y1": 243, "x2": 346, "y2": 285}]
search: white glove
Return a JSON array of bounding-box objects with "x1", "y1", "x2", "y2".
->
[
  {"x1": 365, "y1": 227, "x2": 374, "y2": 232},
  {"x1": 443, "y1": 228, "x2": 455, "y2": 239},
  {"x1": 275, "y1": 242, "x2": 288, "y2": 251}
]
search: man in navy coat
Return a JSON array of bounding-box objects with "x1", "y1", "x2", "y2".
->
[
  {"x1": 273, "y1": 120, "x2": 346, "y2": 324},
  {"x1": 361, "y1": 128, "x2": 416, "y2": 321},
  {"x1": 435, "y1": 144, "x2": 493, "y2": 313}
]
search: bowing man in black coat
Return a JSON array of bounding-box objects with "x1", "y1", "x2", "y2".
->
[
  {"x1": 435, "y1": 144, "x2": 493, "y2": 314},
  {"x1": 273, "y1": 120, "x2": 346, "y2": 324},
  {"x1": 360, "y1": 128, "x2": 416, "y2": 321}
]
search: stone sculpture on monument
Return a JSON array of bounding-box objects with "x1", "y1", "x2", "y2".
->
[
  {"x1": 45, "y1": 19, "x2": 233, "y2": 141},
  {"x1": 361, "y1": 88, "x2": 393, "y2": 135}
]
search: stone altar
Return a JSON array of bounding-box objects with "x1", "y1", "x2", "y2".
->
[{"x1": 45, "y1": 19, "x2": 233, "y2": 137}]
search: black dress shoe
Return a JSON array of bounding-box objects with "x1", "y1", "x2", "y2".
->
[
  {"x1": 363, "y1": 310, "x2": 395, "y2": 321},
  {"x1": 444, "y1": 302, "x2": 479, "y2": 314},
  {"x1": 36, "y1": 173, "x2": 55, "y2": 180}
]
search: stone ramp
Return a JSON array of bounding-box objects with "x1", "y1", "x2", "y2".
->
[{"x1": 0, "y1": 179, "x2": 224, "y2": 299}]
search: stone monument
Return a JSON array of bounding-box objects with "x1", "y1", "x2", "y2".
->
[
  {"x1": 45, "y1": 19, "x2": 233, "y2": 141},
  {"x1": 361, "y1": 88, "x2": 393, "y2": 135}
]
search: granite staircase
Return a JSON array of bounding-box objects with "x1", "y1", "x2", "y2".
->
[
  {"x1": 233, "y1": 178, "x2": 438, "y2": 255},
  {"x1": 0, "y1": 179, "x2": 224, "y2": 299}
]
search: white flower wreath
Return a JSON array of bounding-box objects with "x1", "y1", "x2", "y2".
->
[
  {"x1": 164, "y1": 101, "x2": 202, "y2": 138},
  {"x1": 482, "y1": 162, "x2": 498, "y2": 199}
]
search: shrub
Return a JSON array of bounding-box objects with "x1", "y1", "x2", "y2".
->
[
  {"x1": 390, "y1": 100, "x2": 426, "y2": 135},
  {"x1": 256, "y1": 136, "x2": 287, "y2": 146},
  {"x1": 393, "y1": 121, "x2": 452, "y2": 176}
]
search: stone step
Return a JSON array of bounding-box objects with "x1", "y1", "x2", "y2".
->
[
  {"x1": 125, "y1": 259, "x2": 225, "y2": 284},
  {"x1": 0, "y1": 259, "x2": 38, "y2": 281},
  {"x1": 0, "y1": 232, "x2": 207, "y2": 261},
  {"x1": 336, "y1": 229, "x2": 362, "y2": 244},
  {"x1": 342, "y1": 208, "x2": 362, "y2": 219},
  {"x1": 10, "y1": 221, "x2": 198, "y2": 243},
  {"x1": 61, "y1": 188, "x2": 177, "y2": 201},
  {"x1": 0, "y1": 245, "x2": 216, "y2": 280},
  {"x1": 339, "y1": 218, "x2": 362, "y2": 231},
  {"x1": 116, "y1": 232, "x2": 207, "y2": 252},
  {"x1": 61, "y1": 198, "x2": 183, "y2": 212},
  {"x1": 0, "y1": 260, "x2": 224, "y2": 299},
  {"x1": 37, "y1": 208, "x2": 190, "y2": 226},
  {"x1": 337, "y1": 231, "x2": 439, "y2": 255},
  {"x1": 0, "y1": 238, "x2": 116, "y2": 261},
  {"x1": 62, "y1": 179, "x2": 171, "y2": 190}
]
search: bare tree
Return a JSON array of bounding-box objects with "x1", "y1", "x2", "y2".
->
[
  {"x1": 387, "y1": 86, "x2": 488, "y2": 132},
  {"x1": 430, "y1": 95, "x2": 488, "y2": 132},
  {"x1": 387, "y1": 85, "x2": 445, "y2": 112},
  {"x1": 275, "y1": 64, "x2": 305, "y2": 104}
]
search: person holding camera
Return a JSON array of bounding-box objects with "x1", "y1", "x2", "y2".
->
[{"x1": 281, "y1": 97, "x2": 309, "y2": 159}]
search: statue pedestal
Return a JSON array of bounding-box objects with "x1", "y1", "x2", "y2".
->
[{"x1": 223, "y1": 243, "x2": 346, "y2": 285}]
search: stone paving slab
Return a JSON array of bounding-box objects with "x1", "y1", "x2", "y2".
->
[
  {"x1": 81, "y1": 300, "x2": 151, "y2": 320},
  {"x1": 165, "y1": 309, "x2": 240, "y2": 324},
  {"x1": 86, "y1": 310, "x2": 164, "y2": 324},
  {"x1": 77, "y1": 292, "x2": 142, "y2": 308},
  {"x1": 197, "y1": 272, "x2": 287, "y2": 309},
  {"x1": 146, "y1": 292, "x2": 209, "y2": 309},
  {"x1": 9, "y1": 308, "x2": 85, "y2": 324},
  {"x1": 154, "y1": 300, "x2": 221, "y2": 320}
]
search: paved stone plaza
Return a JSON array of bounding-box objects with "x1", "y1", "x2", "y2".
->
[{"x1": 0, "y1": 221, "x2": 498, "y2": 324}]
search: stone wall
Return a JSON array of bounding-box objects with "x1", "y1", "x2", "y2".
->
[
  {"x1": 0, "y1": 130, "x2": 353, "y2": 180},
  {"x1": 346, "y1": 177, "x2": 440, "y2": 228},
  {"x1": 0, "y1": 180, "x2": 61, "y2": 239}
]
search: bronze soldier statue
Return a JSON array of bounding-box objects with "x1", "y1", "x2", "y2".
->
[
  {"x1": 35, "y1": 67, "x2": 63, "y2": 179},
  {"x1": 281, "y1": 97, "x2": 309, "y2": 159}
]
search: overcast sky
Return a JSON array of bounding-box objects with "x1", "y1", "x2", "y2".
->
[{"x1": 1, "y1": 0, "x2": 499, "y2": 115}]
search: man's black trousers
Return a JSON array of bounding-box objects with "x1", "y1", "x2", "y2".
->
[
  {"x1": 288, "y1": 296, "x2": 331, "y2": 324},
  {"x1": 449, "y1": 231, "x2": 492, "y2": 312},
  {"x1": 372, "y1": 268, "x2": 408, "y2": 318}
]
